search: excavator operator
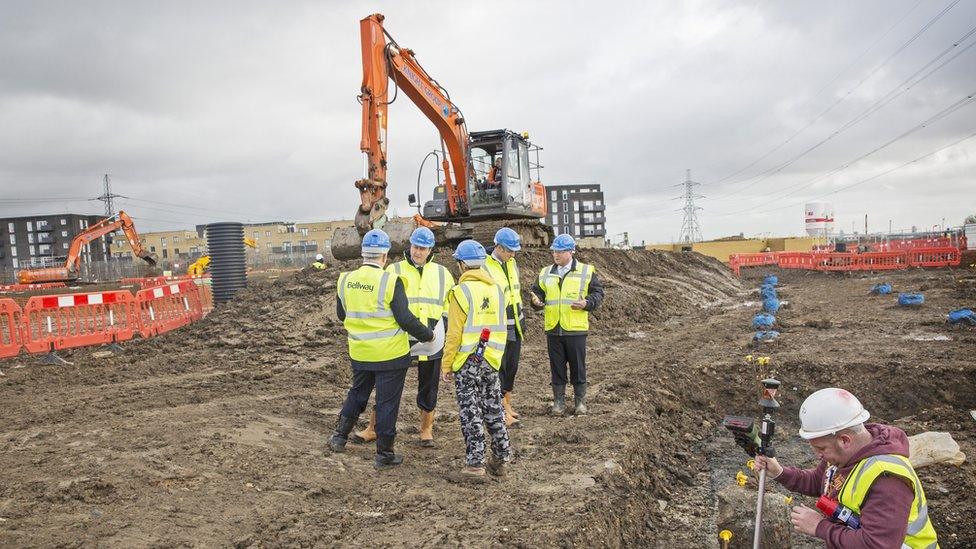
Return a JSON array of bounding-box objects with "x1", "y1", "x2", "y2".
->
[{"x1": 487, "y1": 157, "x2": 502, "y2": 188}]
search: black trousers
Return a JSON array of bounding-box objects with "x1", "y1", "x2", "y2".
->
[
  {"x1": 499, "y1": 338, "x2": 521, "y2": 393},
  {"x1": 416, "y1": 359, "x2": 441, "y2": 412},
  {"x1": 547, "y1": 334, "x2": 587, "y2": 388},
  {"x1": 339, "y1": 367, "x2": 408, "y2": 440}
]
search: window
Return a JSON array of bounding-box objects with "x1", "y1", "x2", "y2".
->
[
  {"x1": 300, "y1": 227, "x2": 308, "y2": 237},
  {"x1": 265, "y1": 230, "x2": 271, "y2": 237},
  {"x1": 173, "y1": 236, "x2": 179, "y2": 243},
  {"x1": 7, "y1": 222, "x2": 14, "y2": 232},
  {"x1": 506, "y1": 139, "x2": 520, "y2": 179},
  {"x1": 563, "y1": 201, "x2": 568, "y2": 212},
  {"x1": 29, "y1": 245, "x2": 36, "y2": 255},
  {"x1": 61, "y1": 230, "x2": 68, "y2": 237},
  {"x1": 38, "y1": 244, "x2": 50, "y2": 254},
  {"x1": 174, "y1": 248, "x2": 180, "y2": 255},
  {"x1": 162, "y1": 249, "x2": 168, "y2": 259},
  {"x1": 595, "y1": 199, "x2": 603, "y2": 206},
  {"x1": 563, "y1": 213, "x2": 569, "y2": 224},
  {"x1": 574, "y1": 213, "x2": 581, "y2": 223},
  {"x1": 282, "y1": 241, "x2": 292, "y2": 251},
  {"x1": 11, "y1": 258, "x2": 17, "y2": 268},
  {"x1": 574, "y1": 226, "x2": 581, "y2": 236},
  {"x1": 27, "y1": 221, "x2": 33, "y2": 231},
  {"x1": 79, "y1": 220, "x2": 85, "y2": 229},
  {"x1": 160, "y1": 237, "x2": 167, "y2": 245},
  {"x1": 562, "y1": 190, "x2": 568, "y2": 200},
  {"x1": 60, "y1": 218, "x2": 67, "y2": 225},
  {"x1": 150, "y1": 246, "x2": 156, "y2": 252},
  {"x1": 253, "y1": 231, "x2": 259, "y2": 239},
  {"x1": 550, "y1": 190, "x2": 557, "y2": 201},
  {"x1": 8, "y1": 234, "x2": 14, "y2": 245},
  {"x1": 27, "y1": 233, "x2": 34, "y2": 244},
  {"x1": 551, "y1": 202, "x2": 558, "y2": 213},
  {"x1": 63, "y1": 243, "x2": 69, "y2": 249},
  {"x1": 11, "y1": 247, "x2": 17, "y2": 257}
]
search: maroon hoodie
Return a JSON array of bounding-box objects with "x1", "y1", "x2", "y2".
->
[{"x1": 775, "y1": 423, "x2": 917, "y2": 549}]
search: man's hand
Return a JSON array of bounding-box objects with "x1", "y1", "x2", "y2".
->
[
  {"x1": 790, "y1": 505, "x2": 824, "y2": 536},
  {"x1": 570, "y1": 299, "x2": 587, "y2": 310},
  {"x1": 753, "y1": 455, "x2": 783, "y2": 479},
  {"x1": 441, "y1": 371, "x2": 453, "y2": 383},
  {"x1": 531, "y1": 294, "x2": 543, "y2": 307}
]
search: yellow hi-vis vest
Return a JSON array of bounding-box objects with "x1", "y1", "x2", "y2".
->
[
  {"x1": 337, "y1": 266, "x2": 409, "y2": 362},
  {"x1": 538, "y1": 261, "x2": 594, "y2": 332},
  {"x1": 838, "y1": 454, "x2": 939, "y2": 549},
  {"x1": 484, "y1": 254, "x2": 523, "y2": 338},
  {"x1": 450, "y1": 279, "x2": 507, "y2": 372},
  {"x1": 387, "y1": 259, "x2": 452, "y2": 324}
]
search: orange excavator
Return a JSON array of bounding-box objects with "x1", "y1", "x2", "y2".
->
[
  {"x1": 332, "y1": 13, "x2": 551, "y2": 259},
  {"x1": 17, "y1": 211, "x2": 157, "y2": 284}
]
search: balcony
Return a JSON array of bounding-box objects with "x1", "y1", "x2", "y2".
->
[
  {"x1": 35, "y1": 220, "x2": 52, "y2": 231},
  {"x1": 36, "y1": 232, "x2": 54, "y2": 244},
  {"x1": 582, "y1": 216, "x2": 606, "y2": 225},
  {"x1": 580, "y1": 204, "x2": 605, "y2": 213}
]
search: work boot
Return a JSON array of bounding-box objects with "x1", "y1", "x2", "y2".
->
[
  {"x1": 374, "y1": 435, "x2": 404, "y2": 470},
  {"x1": 573, "y1": 383, "x2": 588, "y2": 416},
  {"x1": 504, "y1": 392, "x2": 520, "y2": 419},
  {"x1": 350, "y1": 410, "x2": 377, "y2": 444},
  {"x1": 328, "y1": 415, "x2": 357, "y2": 453},
  {"x1": 419, "y1": 409, "x2": 435, "y2": 448},
  {"x1": 461, "y1": 465, "x2": 486, "y2": 478},
  {"x1": 502, "y1": 393, "x2": 521, "y2": 428},
  {"x1": 551, "y1": 384, "x2": 567, "y2": 416},
  {"x1": 486, "y1": 456, "x2": 509, "y2": 477}
]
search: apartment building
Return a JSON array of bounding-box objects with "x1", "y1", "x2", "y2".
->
[
  {"x1": 0, "y1": 213, "x2": 109, "y2": 270},
  {"x1": 544, "y1": 184, "x2": 607, "y2": 248}
]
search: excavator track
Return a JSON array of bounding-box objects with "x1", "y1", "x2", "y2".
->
[{"x1": 331, "y1": 219, "x2": 553, "y2": 261}]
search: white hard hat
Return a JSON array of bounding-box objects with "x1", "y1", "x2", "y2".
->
[
  {"x1": 798, "y1": 388, "x2": 870, "y2": 440},
  {"x1": 315, "y1": 253, "x2": 324, "y2": 261}
]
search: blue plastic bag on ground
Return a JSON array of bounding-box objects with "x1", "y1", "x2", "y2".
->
[
  {"x1": 754, "y1": 330, "x2": 780, "y2": 342},
  {"x1": 947, "y1": 308, "x2": 976, "y2": 325},
  {"x1": 760, "y1": 285, "x2": 777, "y2": 300},
  {"x1": 870, "y1": 283, "x2": 892, "y2": 295},
  {"x1": 763, "y1": 297, "x2": 780, "y2": 313},
  {"x1": 898, "y1": 293, "x2": 924, "y2": 306},
  {"x1": 753, "y1": 313, "x2": 776, "y2": 329},
  {"x1": 763, "y1": 275, "x2": 779, "y2": 286}
]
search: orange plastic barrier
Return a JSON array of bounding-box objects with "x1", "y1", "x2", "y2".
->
[
  {"x1": 120, "y1": 275, "x2": 195, "y2": 289},
  {"x1": 136, "y1": 281, "x2": 204, "y2": 338},
  {"x1": 730, "y1": 247, "x2": 960, "y2": 276},
  {"x1": 0, "y1": 298, "x2": 23, "y2": 358},
  {"x1": 0, "y1": 282, "x2": 67, "y2": 293},
  {"x1": 21, "y1": 290, "x2": 139, "y2": 354}
]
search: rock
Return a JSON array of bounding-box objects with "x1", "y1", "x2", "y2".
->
[
  {"x1": 656, "y1": 499, "x2": 668, "y2": 512},
  {"x1": 908, "y1": 431, "x2": 966, "y2": 468}
]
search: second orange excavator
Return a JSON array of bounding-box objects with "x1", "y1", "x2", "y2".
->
[
  {"x1": 332, "y1": 13, "x2": 551, "y2": 259},
  {"x1": 17, "y1": 211, "x2": 157, "y2": 284}
]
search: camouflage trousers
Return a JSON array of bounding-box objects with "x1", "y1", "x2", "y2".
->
[{"x1": 454, "y1": 356, "x2": 511, "y2": 467}]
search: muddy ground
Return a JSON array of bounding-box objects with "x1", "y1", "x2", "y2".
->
[{"x1": 0, "y1": 250, "x2": 973, "y2": 548}]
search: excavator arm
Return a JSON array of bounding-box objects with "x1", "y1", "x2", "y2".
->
[{"x1": 355, "y1": 13, "x2": 471, "y2": 234}]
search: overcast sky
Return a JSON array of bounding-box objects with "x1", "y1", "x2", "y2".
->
[{"x1": 1, "y1": 0, "x2": 974, "y2": 244}]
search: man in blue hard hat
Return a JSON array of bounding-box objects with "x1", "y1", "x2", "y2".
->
[
  {"x1": 530, "y1": 234, "x2": 604, "y2": 416},
  {"x1": 484, "y1": 227, "x2": 525, "y2": 427},
  {"x1": 351, "y1": 227, "x2": 454, "y2": 448},
  {"x1": 441, "y1": 239, "x2": 511, "y2": 478},
  {"x1": 328, "y1": 229, "x2": 435, "y2": 470}
]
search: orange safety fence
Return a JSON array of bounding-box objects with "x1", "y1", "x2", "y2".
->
[
  {"x1": 135, "y1": 280, "x2": 204, "y2": 338},
  {"x1": 120, "y1": 274, "x2": 196, "y2": 289},
  {"x1": 0, "y1": 298, "x2": 23, "y2": 358},
  {"x1": 21, "y1": 290, "x2": 139, "y2": 354},
  {"x1": 0, "y1": 282, "x2": 67, "y2": 293},
  {"x1": 730, "y1": 246, "x2": 961, "y2": 276}
]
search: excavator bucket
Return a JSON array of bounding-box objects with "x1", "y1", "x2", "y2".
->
[{"x1": 331, "y1": 220, "x2": 415, "y2": 261}]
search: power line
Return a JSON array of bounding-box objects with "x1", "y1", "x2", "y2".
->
[{"x1": 707, "y1": 0, "x2": 964, "y2": 197}]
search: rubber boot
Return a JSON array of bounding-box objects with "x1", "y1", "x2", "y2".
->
[
  {"x1": 350, "y1": 409, "x2": 376, "y2": 444},
  {"x1": 504, "y1": 392, "x2": 520, "y2": 419},
  {"x1": 551, "y1": 384, "x2": 567, "y2": 416},
  {"x1": 328, "y1": 415, "x2": 357, "y2": 453},
  {"x1": 419, "y1": 409, "x2": 435, "y2": 448},
  {"x1": 573, "y1": 383, "x2": 588, "y2": 416},
  {"x1": 502, "y1": 393, "x2": 521, "y2": 428},
  {"x1": 374, "y1": 435, "x2": 404, "y2": 470}
]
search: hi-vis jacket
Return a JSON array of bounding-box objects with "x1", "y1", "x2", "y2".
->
[
  {"x1": 336, "y1": 264, "x2": 433, "y2": 371},
  {"x1": 484, "y1": 252, "x2": 524, "y2": 340},
  {"x1": 530, "y1": 258, "x2": 605, "y2": 336},
  {"x1": 441, "y1": 269, "x2": 507, "y2": 372},
  {"x1": 387, "y1": 255, "x2": 454, "y2": 360}
]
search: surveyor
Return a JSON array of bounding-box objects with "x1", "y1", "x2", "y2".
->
[
  {"x1": 328, "y1": 229, "x2": 434, "y2": 470},
  {"x1": 754, "y1": 388, "x2": 939, "y2": 548},
  {"x1": 484, "y1": 227, "x2": 525, "y2": 427},
  {"x1": 441, "y1": 239, "x2": 511, "y2": 478},
  {"x1": 529, "y1": 234, "x2": 604, "y2": 416},
  {"x1": 311, "y1": 253, "x2": 326, "y2": 270},
  {"x1": 351, "y1": 227, "x2": 453, "y2": 447}
]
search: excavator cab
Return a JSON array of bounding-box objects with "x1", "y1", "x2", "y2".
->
[{"x1": 422, "y1": 129, "x2": 547, "y2": 222}]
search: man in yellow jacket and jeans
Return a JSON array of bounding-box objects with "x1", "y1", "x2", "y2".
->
[{"x1": 441, "y1": 240, "x2": 511, "y2": 479}]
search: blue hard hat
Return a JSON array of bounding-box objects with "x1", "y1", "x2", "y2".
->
[
  {"x1": 361, "y1": 229, "x2": 391, "y2": 253},
  {"x1": 493, "y1": 227, "x2": 522, "y2": 251},
  {"x1": 409, "y1": 227, "x2": 436, "y2": 248},
  {"x1": 453, "y1": 239, "x2": 487, "y2": 263},
  {"x1": 550, "y1": 233, "x2": 576, "y2": 251}
]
